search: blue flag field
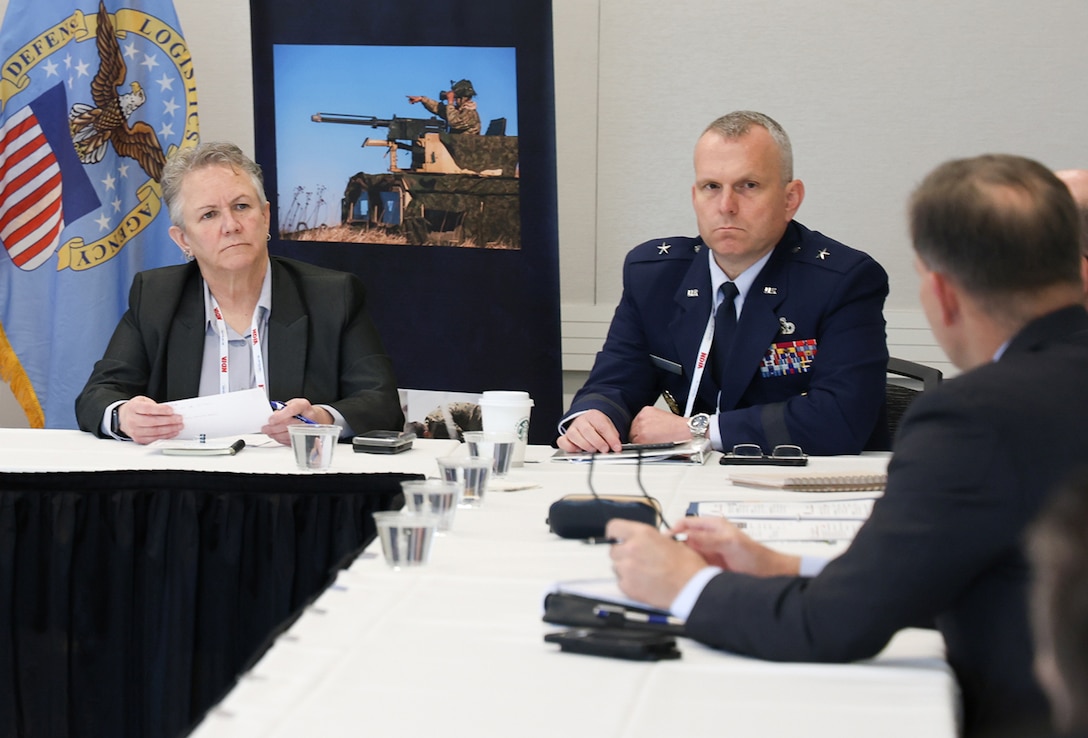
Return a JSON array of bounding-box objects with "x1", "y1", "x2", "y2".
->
[{"x1": 0, "y1": 0, "x2": 198, "y2": 428}]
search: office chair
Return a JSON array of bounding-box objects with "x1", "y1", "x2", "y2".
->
[{"x1": 886, "y1": 357, "x2": 943, "y2": 441}]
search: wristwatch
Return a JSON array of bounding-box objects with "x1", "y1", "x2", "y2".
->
[
  {"x1": 110, "y1": 404, "x2": 129, "y2": 439},
  {"x1": 687, "y1": 412, "x2": 711, "y2": 439}
]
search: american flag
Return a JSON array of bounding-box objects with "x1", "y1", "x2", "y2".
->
[
  {"x1": 0, "y1": 82, "x2": 98, "y2": 271},
  {"x1": 0, "y1": 0, "x2": 196, "y2": 430}
]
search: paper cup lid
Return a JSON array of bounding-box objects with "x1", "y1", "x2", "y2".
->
[{"x1": 480, "y1": 391, "x2": 533, "y2": 407}]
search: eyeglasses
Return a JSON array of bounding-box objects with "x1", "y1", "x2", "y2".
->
[
  {"x1": 731, "y1": 443, "x2": 805, "y2": 459},
  {"x1": 720, "y1": 443, "x2": 807, "y2": 466},
  {"x1": 588, "y1": 448, "x2": 671, "y2": 530}
]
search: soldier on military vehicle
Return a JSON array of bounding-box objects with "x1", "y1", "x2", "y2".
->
[{"x1": 407, "y1": 79, "x2": 481, "y2": 135}]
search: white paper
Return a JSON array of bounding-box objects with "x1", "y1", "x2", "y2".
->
[
  {"x1": 165, "y1": 388, "x2": 272, "y2": 440},
  {"x1": 550, "y1": 437, "x2": 711, "y2": 465},
  {"x1": 690, "y1": 499, "x2": 876, "y2": 520},
  {"x1": 732, "y1": 519, "x2": 864, "y2": 542}
]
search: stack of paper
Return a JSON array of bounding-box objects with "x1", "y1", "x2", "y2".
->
[
  {"x1": 550, "y1": 438, "x2": 711, "y2": 465},
  {"x1": 686, "y1": 498, "x2": 877, "y2": 542}
]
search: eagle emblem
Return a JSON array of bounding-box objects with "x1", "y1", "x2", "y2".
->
[{"x1": 68, "y1": 0, "x2": 167, "y2": 181}]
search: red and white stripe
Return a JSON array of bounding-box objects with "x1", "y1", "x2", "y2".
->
[{"x1": 0, "y1": 105, "x2": 64, "y2": 271}]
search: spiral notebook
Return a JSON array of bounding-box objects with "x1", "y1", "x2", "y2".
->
[{"x1": 727, "y1": 471, "x2": 887, "y2": 493}]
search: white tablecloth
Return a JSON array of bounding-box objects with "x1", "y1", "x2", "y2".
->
[
  {"x1": 0, "y1": 428, "x2": 459, "y2": 475},
  {"x1": 181, "y1": 444, "x2": 960, "y2": 738}
]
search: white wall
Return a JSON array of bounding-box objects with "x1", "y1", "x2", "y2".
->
[{"x1": 4, "y1": 0, "x2": 1088, "y2": 425}]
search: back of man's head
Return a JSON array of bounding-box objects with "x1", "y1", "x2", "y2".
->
[
  {"x1": 910, "y1": 154, "x2": 1082, "y2": 307},
  {"x1": 1028, "y1": 469, "x2": 1088, "y2": 732}
]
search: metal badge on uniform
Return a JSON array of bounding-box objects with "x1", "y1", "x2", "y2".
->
[
  {"x1": 778, "y1": 317, "x2": 796, "y2": 335},
  {"x1": 658, "y1": 242, "x2": 671, "y2": 254},
  {"x1": 763, "y1": 286, "x2": 777, "y2": 295},
  {"x1": 687, "y1": 288, "x2": 699, "y2": 297},
  {"x1": 760, "y1": 339, "x2": 817, "y2": 378}
]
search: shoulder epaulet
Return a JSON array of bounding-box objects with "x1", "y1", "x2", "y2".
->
[
  {"x1": 628, "y1": 236, "x2": 702, "y2": 264},
  {"x1": 785, "y1": 233, "x2": 872, "y2": 275}
]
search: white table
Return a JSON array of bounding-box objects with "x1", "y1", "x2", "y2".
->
[
  {"x1": 189, "y1": 446, "x2": 961, "y2": 738},
  {"x1": 0, "y1": 427, "x2": 460, "y2": 475},
  {"x1": 0, "y1": 428, "x2": 459, "y2": 738}
]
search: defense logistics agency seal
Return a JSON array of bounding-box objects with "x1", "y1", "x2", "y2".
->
[{"x1": 0, "y1": 0, "x2": 198, "y2": 272}]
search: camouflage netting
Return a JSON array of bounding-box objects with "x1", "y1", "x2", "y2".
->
[
  {"x1": 402, "y1": 172, "x2": 520, "y2": 247},
  {"x1": 439, "y1": 135, "x2": 519, "y2": 177},
  {"x1": 343, "y1": 171, "x2": 520, "y2": 248},
  {"x1": 339, "y1": 133, "x2": 521, "y2": 247}
]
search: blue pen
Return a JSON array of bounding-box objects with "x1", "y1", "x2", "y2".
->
[
  {"x1": 593, "y1": 604, "x2": 683, "y2": 627},
  {"x1": 270, "y1": 400, "x2": 317, "y2": 425}
]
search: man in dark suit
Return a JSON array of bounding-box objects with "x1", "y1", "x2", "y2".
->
[
  {"x1": 557, "y1": 111, "x2": 889, "y2": 456},
  {"x1": 74, "y1": 142, "x2": 403, "y2": 444},
  {"x1": 606, "y1": 154, "x2": 1088, "y2": 737}
]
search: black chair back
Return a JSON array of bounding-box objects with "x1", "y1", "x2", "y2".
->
[{"x1": 886, "y1": 357, "x2": 943, "y2": 441}]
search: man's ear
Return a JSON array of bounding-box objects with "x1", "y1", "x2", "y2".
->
[
  {"x1": 784, "y1": 179, "x2": 805, "y2": 220},
  {"x1": 928, "y1": 269, "x2": 961, "y2": 327}
]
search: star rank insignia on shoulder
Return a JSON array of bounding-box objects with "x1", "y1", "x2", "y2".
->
[
  {"x1": 817, "y1": 248, "x2": 830, "y2": 260},
  {"x1": 657, "y1": 242, "x2": 671, "y2": 254}
]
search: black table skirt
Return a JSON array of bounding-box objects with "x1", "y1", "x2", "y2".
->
[{"x1": 0, "y1": 469, "x2": 421, "y2": 738}]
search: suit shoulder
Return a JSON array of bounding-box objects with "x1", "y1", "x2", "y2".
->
[
  {"x1": 129, "y1": 263, "x2": 199, "y2": 303},
  {"x1": 134, "y1": 262, "x2": 194, "y2": 287},
  {"x1": 625, "y1": 236, "x2": 702, "y2": 265},
  {"x1": 786, "y1": 222, "x2": 886, "y2": 277}
]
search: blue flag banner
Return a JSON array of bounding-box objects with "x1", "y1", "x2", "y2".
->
[{"x1": 0, "y1": 0, "x2": 198, "y2": 428}]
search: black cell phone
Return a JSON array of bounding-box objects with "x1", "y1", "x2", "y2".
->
[
  {"x1": 352, "y1": 430, "x2": 415, "y2": 454},
  {"x1": 544, "y1": 628, "x2": 681, "y2": 661}
]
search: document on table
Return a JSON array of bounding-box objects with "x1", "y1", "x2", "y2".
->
[
  {"x1": 687, "y1": 499, "x2": 875, "y2": 542},
  {"x1": 688, "y1": 499, "x2": 876, "y2": 520},
  {"x1": 550, "y1": 438, "x2": 712, "y2": 465},
  {"x1": 164, "y1": 387, "x2": 272, "y2": 440},
  {"x1": 731, "y1": 518, "x2": 864, "y2": 542}
]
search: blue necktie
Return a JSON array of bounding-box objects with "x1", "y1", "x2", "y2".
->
[{"x1": 699, "y1": 282, "x2": 738, "y2": 410}]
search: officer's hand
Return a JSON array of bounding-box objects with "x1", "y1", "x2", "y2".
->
[
  {"x1": 629, "y1": 406, "x2": 691, "y2": 444},
  {"x1": 557, "y1": 410, "x2": 622, "y2": 453}
]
